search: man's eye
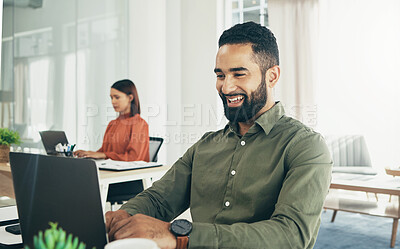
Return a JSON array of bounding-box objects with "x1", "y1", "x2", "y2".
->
[
  {"x1": 235, "y1": 73, "x2": 245, "y2": 77},
  {"x1": 216, "y1": 75, "x2": 225, "y2": 78}
]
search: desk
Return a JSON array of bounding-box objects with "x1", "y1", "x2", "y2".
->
[
  {"x1": 0, "y1": 205, "x2": 21, "y2": 247},
  {"x1": 0, "y1": 162, "x2": 171, "y2": 209},
  {"x1": 98, "y1": 165, "x2": 170, "y2": 208},
  {"x1": 0, "y1": 163, "x2": 170, "y2": 248},
  {"x1": 324, "y1": 173, "x2": 400, "y2": 248}
]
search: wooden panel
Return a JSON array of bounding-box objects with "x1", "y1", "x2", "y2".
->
[{"x1": 386, "y1": 168, "x2": 400, "y2": 177}]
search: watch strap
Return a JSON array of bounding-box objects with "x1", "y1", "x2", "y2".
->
[{"x1": 176, "y1": 236, "x2": 189, "y2": 249}]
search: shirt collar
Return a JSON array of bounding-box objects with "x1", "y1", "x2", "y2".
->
[{"x1": 224, "y1": 102, "x2": 285, "y2": 136}]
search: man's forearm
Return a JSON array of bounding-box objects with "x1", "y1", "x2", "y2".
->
[
  {"x1": 121, "y1": 186, "x2": 188, "y2": 222},
  {"x1": 120, "y1": 160, "x2": 192, "y2": 222}
]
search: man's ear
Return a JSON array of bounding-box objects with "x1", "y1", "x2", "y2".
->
[{"x1": 266, "y1": 66, "x2": 280, "y2": 88}]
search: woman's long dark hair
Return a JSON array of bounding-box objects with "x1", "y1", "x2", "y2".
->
[{"x1": 111, "y1": 79, "x2": 141, "y2": 117}]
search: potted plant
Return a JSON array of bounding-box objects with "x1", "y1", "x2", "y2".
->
[
  {"x1": 0, "y1": 128, "x2": 21, "y2": 163},
  {"x1": 27, "y1": 222, "x2": 88, "y2": 249}
]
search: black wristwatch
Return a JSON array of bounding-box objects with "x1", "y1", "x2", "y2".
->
[{"x1": 170, "y1": 219, "x2": 192, "y2": 249}]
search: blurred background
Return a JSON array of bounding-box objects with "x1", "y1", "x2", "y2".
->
[{"x1": 1, "y1": 0, "x2": 400, "y2": 170}]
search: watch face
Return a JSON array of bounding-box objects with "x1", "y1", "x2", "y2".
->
[{"x1": 171, "y1": 219, "x2": 193, "y2": 236}]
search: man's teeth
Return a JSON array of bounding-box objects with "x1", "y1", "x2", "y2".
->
[{"x1": 228, "y1": 96, "x2": 244, "y2": 103}]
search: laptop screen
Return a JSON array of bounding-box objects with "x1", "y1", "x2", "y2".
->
[
  {"x1": 9, "y1": 152, "x2": 108, "y2": 249},
  {"x1": 39, "y1": 131, "x2": 69, "y2": 155}
]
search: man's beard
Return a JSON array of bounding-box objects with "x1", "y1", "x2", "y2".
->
[{"x1": 220, "y1": 79, "x2": 267, "y2": 123}]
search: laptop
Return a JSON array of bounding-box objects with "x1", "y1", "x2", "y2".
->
[
  {"x1": 39, "y1": 130, "x2": 69, "y2": 155},
  {"x1": 96, "y1": 159, "x2": 162, "y2": 171},
  {"x1": 39, "y1": 131, "x2": 162, "y2": 171},
  {"x1": 9, "y1": 152, "x2": 108, "y2": 249}
]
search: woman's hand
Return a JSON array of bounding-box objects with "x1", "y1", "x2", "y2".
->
[{"x1": 73, "y1": 150, "x2": 106, "y2": 159}]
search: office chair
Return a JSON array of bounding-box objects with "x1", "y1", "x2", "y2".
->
[
  {"x1": 325, "y1": 135, "x2": 376, "y2": 175},
  {"x1": 106, "y1": 137, "x2": 164, "y2": 205},
  {"x1": 325, "y1": 135, "x2": 378, "y2": 222},
  {"x1": 149, "y1": 137, "x2": 164, "y2": 162}
]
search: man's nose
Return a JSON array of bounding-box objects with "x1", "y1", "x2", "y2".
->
[{"x1": 221, "y1": 77, "x2": 237, "y2": 94}]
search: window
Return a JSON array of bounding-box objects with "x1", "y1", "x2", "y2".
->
[
  {"x1": 228, "y1": 0, "x2": 268, "y2": 27},
  {"x1": 1, "y1": 0, "x2": 129, "y2": 152}
]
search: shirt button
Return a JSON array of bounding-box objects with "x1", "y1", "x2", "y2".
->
[
  {"x1": 231, "y1": 170, "x2": 236, "y2": 176},
  {"x1": 225, "y1": 201, "x2": 230, "y2": 207},
  {"x1": 240, "y1": 141, "x2": 245, "y2": 146}
]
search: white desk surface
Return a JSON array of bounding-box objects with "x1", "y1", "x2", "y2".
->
[
  {"x1": 1, "y1": 162, "x2": 171, "y2": 181},
  {"x1": 0, "y1": 162, "x2": 171, "y2": 186},
  {"x1": 98, "y1": 165, "x2": 171, "y2": 184},
  {"x1": 97, "y1": 165, "x2": 171, "y2": 208},
  {"x1": 0, "y1": 205, "x2": 18, "y2": 222},
  {"x1": 1, "y1": 161, "x2": 171, "y2": 213},
  {"x1": 0, "y1": 205, "x2": 22, "y2": 245}
]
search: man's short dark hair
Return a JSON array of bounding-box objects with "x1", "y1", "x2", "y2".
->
[{"x1": 218, "y1": 21, "x2": 279, "y2": 75}]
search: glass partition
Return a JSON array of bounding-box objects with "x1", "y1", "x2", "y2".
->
[{"x1": 1, "y1": 0, "x2": 128, "y2": 152}]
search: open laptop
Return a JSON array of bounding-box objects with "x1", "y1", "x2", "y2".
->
[
  {"x1": 96, "y1": 159, "x2": 162, "y2": 171},
  {"x1": 39, "y1": 130, "x2": 69, "y2": 155},
  {"x1": 9, "y1": 152, "x2": 108, "y2": 249},
  {"x1": 39, "y1": 131, "x2": 162, "y2": 171}
]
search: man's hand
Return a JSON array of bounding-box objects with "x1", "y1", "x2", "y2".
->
[
  {"x1": 105, "y1": 210, "x2": 131, "y2": 232},
  {"x1": 106, "y1": 211, "x2": 177, "y2": 249}
]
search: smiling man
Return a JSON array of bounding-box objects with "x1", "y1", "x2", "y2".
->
[
  {"x1": 105, "y1": 22, "x2": 332, "y2": 249},
  {"x1": 215, "y1": 40, "x2": 279, "y2": 135}
]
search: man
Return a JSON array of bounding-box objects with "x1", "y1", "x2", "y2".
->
[{"x1": 106, "y1": 21, "x2": 332, "y2": 249}]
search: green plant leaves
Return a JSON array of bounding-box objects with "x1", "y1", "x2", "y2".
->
[
  {"x1": 0, "y1": 128, "x2": 21, "y2": 146},
  {"x1": 25, "y1": 222, "x2": 91, "y2": 249}
]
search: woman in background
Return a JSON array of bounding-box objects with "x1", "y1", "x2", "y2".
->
[{"x1": 74, "y1": 79, "x2": 149, "y2": 162}]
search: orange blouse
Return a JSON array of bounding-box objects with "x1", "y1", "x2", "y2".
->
[{"x1": 97, "y1": 113, "x2": 149, "y2": 162}]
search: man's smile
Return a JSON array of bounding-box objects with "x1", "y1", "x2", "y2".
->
[
  {"x1": 226, "y1": 95, "x2": 244, "y2": 107},
  {"x1": 223, "y1": 94, "x2": 246, "y2": 108}
]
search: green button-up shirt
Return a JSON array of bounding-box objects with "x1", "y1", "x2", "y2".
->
[{"x1": 121, "y1": 102, "x2": 332, "y2": 249}]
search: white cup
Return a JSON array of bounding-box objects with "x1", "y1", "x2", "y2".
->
[{"x1": 105, "y1": 238, "x2": 160, "y2": 249}]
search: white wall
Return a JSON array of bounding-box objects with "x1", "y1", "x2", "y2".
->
[
  {"x1": 316, "y1": 0, "x2": 400, "y2": 169},
  {"x1": 165, "y1": 0, "x2": 183, "y2": 163},
  {"x1": 129, "y1": 0, "x2": 224, "y2": 165},
  {"x1": 128, "y1": 0, "x2": 167, "y2": 161},
  {"x1": 180, "y1": 0, "x2": 223, "y2": 152}
]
